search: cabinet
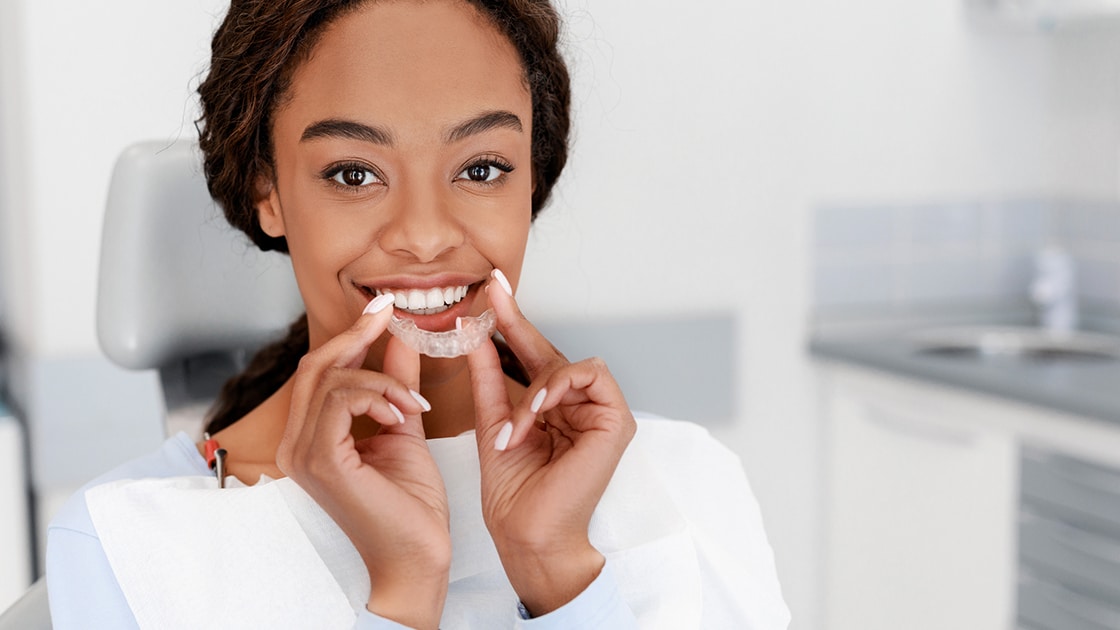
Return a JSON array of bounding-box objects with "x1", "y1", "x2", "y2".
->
[
  {"x1": 821, "y1": 366, "x2": 1018, "y2": 630},
  {"x1": 1018, "y1": 448, "x2": 1120, "y2": 629}
]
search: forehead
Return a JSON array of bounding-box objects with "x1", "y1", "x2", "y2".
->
[{"x1": 279, "y1": 0, "x2": 531, "y2": 135}]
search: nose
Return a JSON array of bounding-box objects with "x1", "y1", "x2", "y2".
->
[{"x1": 378, "y1": 182, "x2": 465, "y2": 263}]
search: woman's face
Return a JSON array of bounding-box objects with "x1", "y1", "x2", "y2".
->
[{"x1": 258, "y1": 0, "x2": 534, "y2": 370}]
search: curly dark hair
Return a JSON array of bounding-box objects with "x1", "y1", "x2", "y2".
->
[{"x1": 198, "y1": 0, "x2": 565, "y2": 432}]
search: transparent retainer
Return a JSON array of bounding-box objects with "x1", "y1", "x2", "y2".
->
[{"x1": 388, "y1": 309, "x2": 496, "y2": 358}]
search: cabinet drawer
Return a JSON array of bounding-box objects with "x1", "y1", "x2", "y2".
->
[
  {"x1": 1021, "y1": 510, "x2": 1120, "y2": 601},
  {"x1": 1022, "y1": 449, "x2": 1120, "y2": 535},
  {"x1": 1018, "y1": 572, "x2": 1120, "y2": 630}
]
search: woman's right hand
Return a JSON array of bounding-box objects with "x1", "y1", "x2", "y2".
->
[{"x1": 276, "y1": 295, "x2": 450, "y2": 629}]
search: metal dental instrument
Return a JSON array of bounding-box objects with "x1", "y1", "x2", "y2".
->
[{"x1": 203, "y1": 432, "x2": 229, "y2": 488}]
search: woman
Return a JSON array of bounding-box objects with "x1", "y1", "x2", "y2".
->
[{"x1": 47, "y1": 1, "x2": 789, "y2": 628}]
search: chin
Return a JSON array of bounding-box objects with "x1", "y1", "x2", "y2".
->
[{"x1": 417, "y1": 353, "x2": 470, "y2": 388}]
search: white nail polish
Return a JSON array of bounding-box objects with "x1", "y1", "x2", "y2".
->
[
  {"x1": 494, "y1": 421, "x2": 513, "y2": 451},
  {"x1": 364, "y1": 292, "x2": 395, "y2": 315},
  {"x1": 530, "y1": 388, "x2": 547, "y2": 414},
  {"x1": 455, "y1": 316, "x2": 463, "y2": 330},
  {"x1": 410, "y1": 389, "x2": 432, "y2": 412},
  {"x1": 388, "y1": 402, "x2": 405, "y2": 424},
  {"x1": 492, "y1": 269, "x2": 513, "y2": 297}
]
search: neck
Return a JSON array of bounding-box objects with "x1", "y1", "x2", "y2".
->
[{"x1": 418, "y1": 363, "x2": 478, "y2": 438}]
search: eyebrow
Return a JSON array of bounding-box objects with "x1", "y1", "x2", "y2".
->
[
  {"x1": 300, "y1": 110, "x2": 524, "y2": 147},
  {"x1": 445, "y1": 110, "x2": 524, "y2": 143},
  {"x1": 301, "y1": 119, "x2": 394, "y2": 145}
]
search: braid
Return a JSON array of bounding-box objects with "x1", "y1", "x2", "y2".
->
[
  {"x1": 467, "y1": 0, "x2": 570, "y2": 215},
  {"x1": 204, "y1": 314, "x2": 308, "y2": 434}
]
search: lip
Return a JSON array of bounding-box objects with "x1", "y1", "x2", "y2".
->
[{"x1": 353, "y1": 273, "x2": 487, "y2": 333}]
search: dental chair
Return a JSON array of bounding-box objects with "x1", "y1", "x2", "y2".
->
[
  {"x1": 97, "y1": 141, "x2": 304, "y2": 415},
  {"x1": 0, "y1": 140, "x2": 304, "y2": 629}
]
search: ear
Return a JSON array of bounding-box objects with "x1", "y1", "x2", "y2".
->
[{"x1": 254, "y1": 176, "x2": 286, "y2": 238}]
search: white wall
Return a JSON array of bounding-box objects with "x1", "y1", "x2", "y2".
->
[
  {"x1": 3, "y1": 0, "x2": 1120, "y2": 627},
  {"x1": 1047, "y1": 28, "x2": 1120, "y2": 197},
  {"x1": 0, "y1": 1, "x2": 32, "y2": 352},
  {"x1": 9, "y1": 0, "x2": 228, "y2": 359},
  {"x1": 529, "y1": 2, "x2": 1120, "y2": 628}
]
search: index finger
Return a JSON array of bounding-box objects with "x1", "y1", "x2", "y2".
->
[
  {"x1": 376, "y1": 336, "x2": 426, "y2": 440},
  {"x1": 485, "y1": 269, "x2": 567, "y2": 379},
  {"x1": 288, "y1": 294, "x2": 396, "y2": 431}
]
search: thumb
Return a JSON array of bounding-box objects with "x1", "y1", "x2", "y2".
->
[{"x1": 466, "y1": 337, "x2": 514, "y2": 450}]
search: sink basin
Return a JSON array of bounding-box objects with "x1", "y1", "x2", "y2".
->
[{"x1": 910, "y1": 326, "x2": 1120, "y2": 362}]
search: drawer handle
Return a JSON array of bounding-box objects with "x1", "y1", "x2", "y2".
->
[{"x1": 865, "y1": 407, "x2": 975, "y2": 446}]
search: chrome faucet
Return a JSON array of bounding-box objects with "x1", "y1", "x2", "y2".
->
[{"x1": 1030, "y1": 246, "x2": 1078, "y2": 333}]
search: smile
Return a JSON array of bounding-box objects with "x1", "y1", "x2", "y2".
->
[{"x1": 371, "y1": 285, "x2": 470, "y2": 315}]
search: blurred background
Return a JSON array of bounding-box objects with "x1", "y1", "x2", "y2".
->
[{"x1": 3, "y1": 0, "x2": 1120, "y2": 628}]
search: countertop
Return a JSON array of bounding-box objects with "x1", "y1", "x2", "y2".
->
[{"x1": 808, "y1": 305, "x2": 1120, "y2": 425}]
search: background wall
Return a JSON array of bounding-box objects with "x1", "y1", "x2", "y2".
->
[
  {"x1": 527, "y1": 3, "x2": 1120, "y2": 628},
  {"x1": 1, "y1": 0, "x2": 228, "y2": 357},
  {"x1": 2, "y1": 0, "x2": 1120, "y2": 627}
]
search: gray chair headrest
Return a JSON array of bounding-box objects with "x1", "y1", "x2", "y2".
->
[{"x1": 97, "y1": 141, "x2": 304, "y2": 370}]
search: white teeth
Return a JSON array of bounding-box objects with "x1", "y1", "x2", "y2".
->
[
  {"x1": 370, "y1": 284, "x2": 471, "y2": 314},
  {"x1": 426, "y1": 287, "x2": 443, "y2": 307}
]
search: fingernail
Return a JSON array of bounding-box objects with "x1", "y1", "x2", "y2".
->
[
  {"x1": 455, "y1": 316, "x2": 463, "y2": 330},
  {"x1": 530, "y1": 387, "x2": 547, "y2": 414},
  {"x1": 388, "y1": 402, "x2": 405, "y2": 424},
  {"x1": 492, "y1": 269, "x2": 513, "y2": 297},
  {"x1": 494, "y1": 421, "x2": 513, "y2": 451},
  {"x1": 364, "y1": 293, "x2": 395, "y2": 315},
  {"x1": 409, "y1": 389, "x2": 432, "y2": 412}
]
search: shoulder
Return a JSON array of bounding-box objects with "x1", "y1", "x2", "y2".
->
[
  {"x1": 631, "y1": 413, "x2": 742, "y2": 474},
  {"x1": 628, "y1": 415, "x2": 792, "y2": 627},
  {"x1": 626, "y1": 413, "x2": 756, "y2": 515},
  {"x1": 48, "y1": 432, "x2": 209, "y2": 538}
]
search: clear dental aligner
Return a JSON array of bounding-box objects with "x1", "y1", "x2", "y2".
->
[{"x1": 388, "y1": 310, "x2": 496, "y2": 358}]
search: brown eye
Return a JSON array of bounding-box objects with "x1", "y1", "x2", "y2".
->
[
  {"x1": 466, "y1": 164, "x2": 492, "y2": 182},
  {"x1": 456, "y1": 159, "x2": 512, "y2": 184},
  {"x1": 342, "y1": 168, "x2": 367, "y2": 186},
  {"x1": 327, "y1": 164, "x2": 380, "y2": 188}
]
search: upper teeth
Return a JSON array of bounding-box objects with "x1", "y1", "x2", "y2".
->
[{"x1": 374, "y1": 285, "x2": 469, "y2": 313}]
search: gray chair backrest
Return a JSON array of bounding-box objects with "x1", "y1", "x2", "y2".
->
[{"x1": 97, "y1": 141, "x2": 304, "y2": 410}]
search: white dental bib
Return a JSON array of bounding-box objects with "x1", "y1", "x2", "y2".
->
[{"x1": 85, "y1": 425, "x2": 703, "y2": 629}]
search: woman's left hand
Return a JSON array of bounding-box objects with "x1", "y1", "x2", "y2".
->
[{"x1": 466, "y1": 270, "x2": 637, "y2": 617}]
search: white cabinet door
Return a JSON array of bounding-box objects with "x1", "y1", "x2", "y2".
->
[{"x1": 823, "y1": 369, "x2": 1018, "y2": 630}]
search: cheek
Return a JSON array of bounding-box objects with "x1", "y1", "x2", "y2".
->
[
  {"x1": 480, "y1": 211, "x2": 531, "y2": 272},
  {"x1": 282, "y1": 185, "x2": 376, "y2": 267},
  {"x1": 280, "y1": 197, "x2": 374, "y2": 314}
]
